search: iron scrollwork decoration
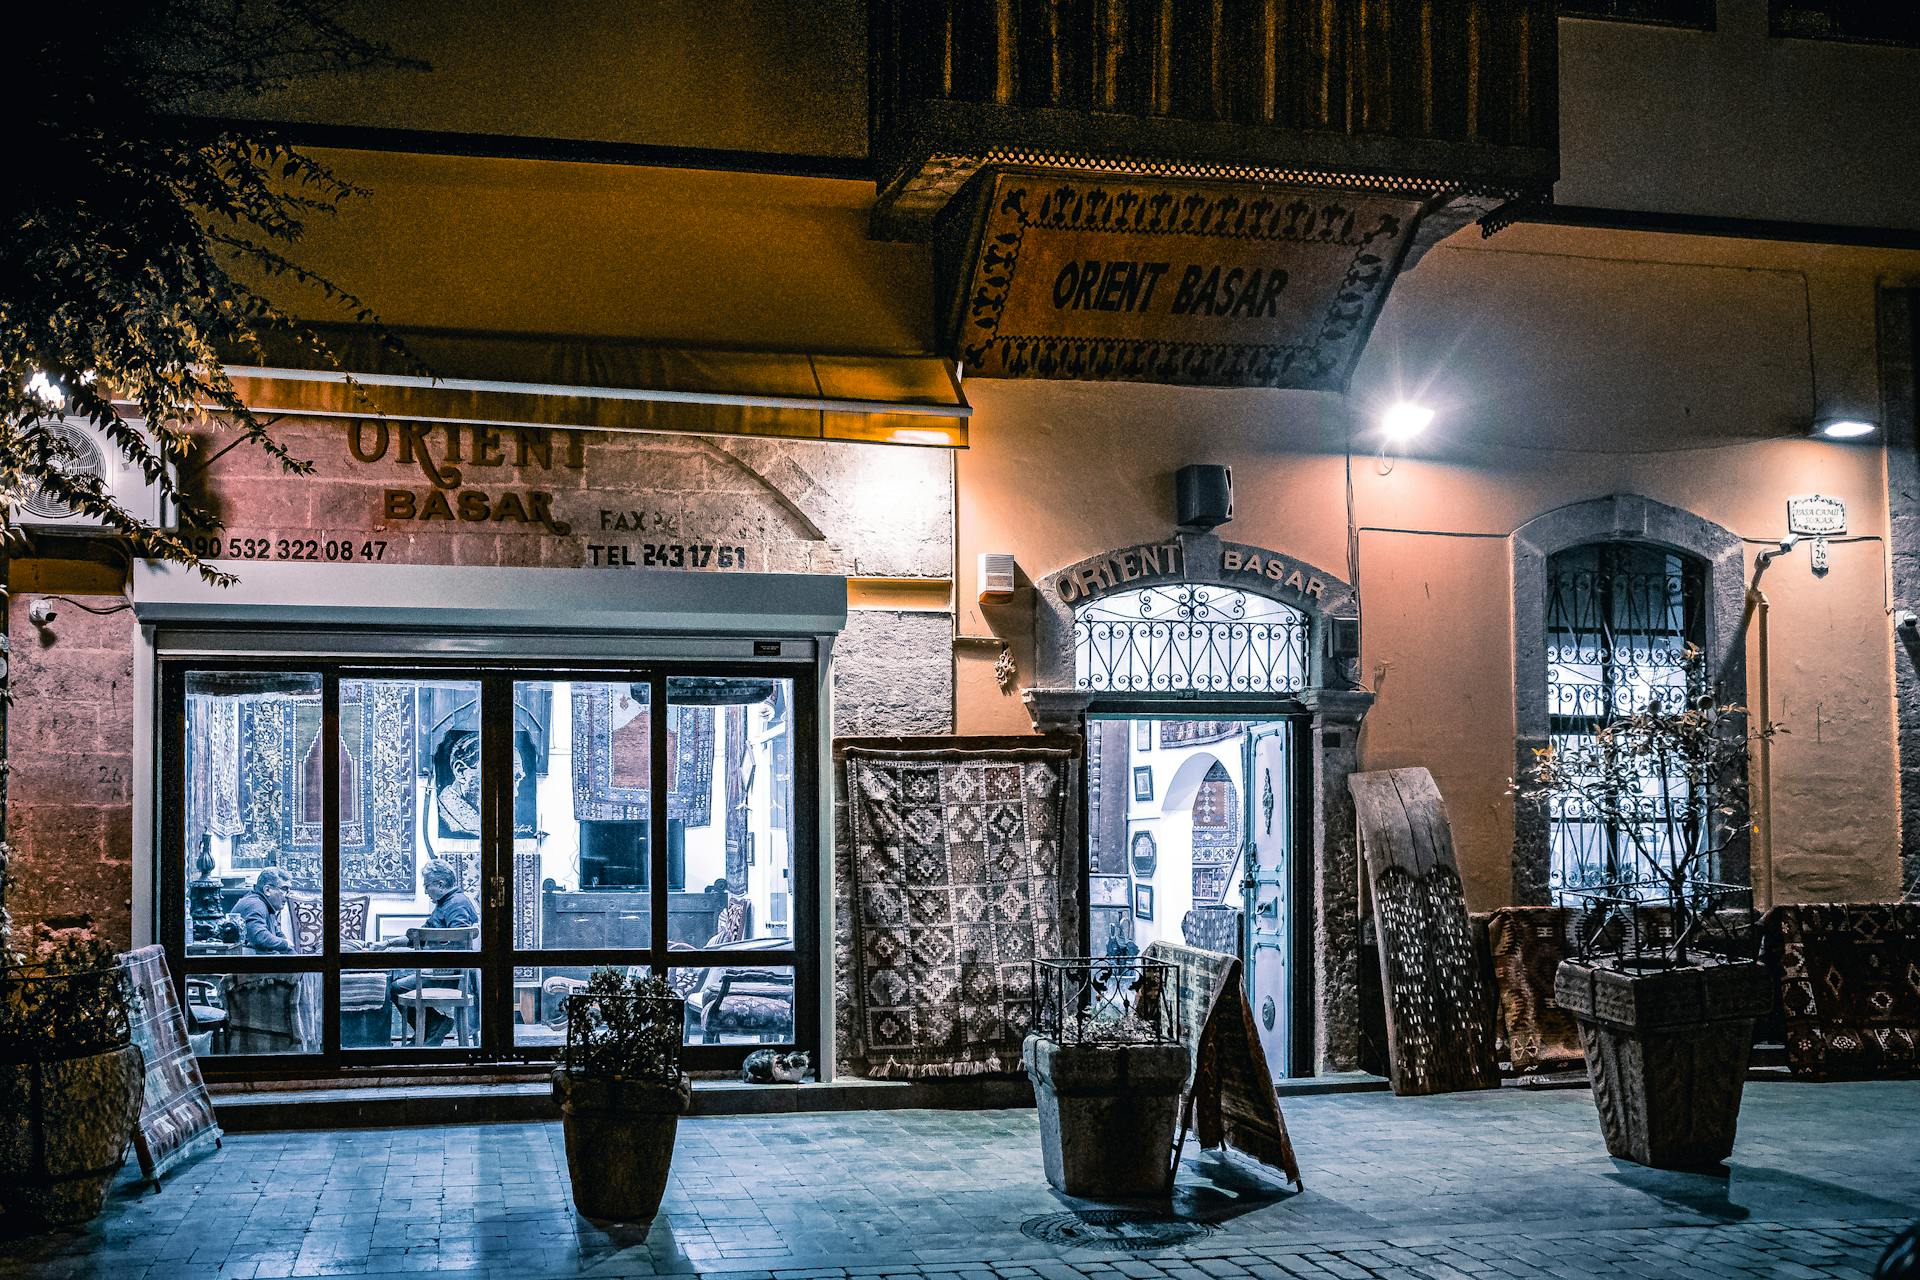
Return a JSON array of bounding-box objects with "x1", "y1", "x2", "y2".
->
[
  {"x1": 1032, "y1": 956, "x2": 1179, "y2": 1046},
  {"x1": 1544, "y1": 542, "x2": 1708, "y2": 900},
  {"x1": 1074, "y1": 584, "x2": 1309, "y2": 694}
]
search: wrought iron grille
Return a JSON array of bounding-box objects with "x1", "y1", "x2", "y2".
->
[
  {"x1": 1074, "y1": 585, "x2": 1309, "y2": 694},
  {"x1": 1545, "y1": 542, "x2": 1707, "y2": 900},
  {"x1": 1033, "y1": 956, "x2": 1180, "y2": 1045}
]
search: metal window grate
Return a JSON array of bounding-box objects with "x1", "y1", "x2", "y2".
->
[
  {"x1": 1545, "y1": 543, "x2": 1708, "y2": 899},
  {"x1": 1074, "y1": 585, "x2": 1309, "y2": 694}
]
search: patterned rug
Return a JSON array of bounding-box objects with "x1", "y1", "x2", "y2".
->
[
  {"x1": 570, "y1": 685, "x2": 714, "y2": 826},
  {"x1": 1485, "y1": 907, "x2": 1584, "y2": 1074},
  {"x1": 1762, "y1": 903, "x2": 1920, "y2": 1080},
  {"x1": 845, "y1": 747, "x2": 1073, "y2": 1078},
  {"x1": 236, "y1": 683, "x2": 418, "y2": 893}
]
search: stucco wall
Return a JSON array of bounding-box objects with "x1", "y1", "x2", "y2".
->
[{"x1": 956, "y1": 222, "x2": 1920, "y2": 911}]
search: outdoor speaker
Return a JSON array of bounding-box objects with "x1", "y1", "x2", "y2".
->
[
  {"x1": 1175, "y1": 464, "x2": 1233, "y2": 529},
  {"x1": 1329, "y1": 616, "x2": 1361, "y2": 663}
]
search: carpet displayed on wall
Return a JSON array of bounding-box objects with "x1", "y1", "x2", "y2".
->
[
  {"x1": 845, "y1": 746, "x2": 1074, "y2": 1078},
  {"x1": 185, "y1": 696, "x2": 245, "y2": 852},
  {"x1": 1190, "y1": 761, "x2": 1240, "y2": 904},
  {"x1": 1159, "y1": 720, "x2": 1242, "y2": 748},
  {"x1": 1484, "y1": 906, "x2": 1584, "y2": 1074},
  {"x1": 571, "y1": 685, "x2": 714, "y2": 826},
  {"x1": 236, "y1": 683, "x2": 418, "y2": 893},
  {"x1": 1763, "y1": 902, "x2": 1920, "y2": 1081},
  {"x1": 724, "y1": 706, "x2": 750, "y2": 895}
]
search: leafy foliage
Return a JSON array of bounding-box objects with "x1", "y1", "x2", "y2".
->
[
  {"x1": 1514, "y1": 644, "x2": 1775, "y2": 963},
  {"x1": 0, "y1": 846, "x2": 134, "y2": 1062},
  {"x1": 563, "y1": 968, "x2": 685, "y2": 1083},
  {"x1": 3, "y1": 1, "x2": 421, "y2": 581}
]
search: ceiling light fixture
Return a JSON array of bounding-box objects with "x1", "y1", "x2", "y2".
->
[
  {"x1": 1380, "y1": 402, "x2": 1434, "y2": 443},
  {"x1": 1815, "y1": 419, "x2": 1876, "y2": 440}
]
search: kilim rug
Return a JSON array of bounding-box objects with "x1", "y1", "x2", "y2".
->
[
  {"x1": 570, "y1": 684, "x2": 714, "y2": 826},
  {"x1": 1762, "y1": 903, "x2": 1920, "y2": 1080},
  {"x1": 1484, "y1": 907, "x2": 1584, "y2": 1074},
  {"x1": 845, "y1": 746, "x2": 1074, "y2": 1078}
]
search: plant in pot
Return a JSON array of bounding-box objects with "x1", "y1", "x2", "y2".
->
[
  {"x1": 552, "y1": 967, "x2": 689, "y2": 1224},
  {"x1": 0, "y1": 861, "x2": 145, "y2": 1227},
  {"x1": 1024, "y1": 956, "x2": 1188, "y2": 1200},
  {"x1": 1517, "y1": 645, "x2": 1774, "y2": 1169}
]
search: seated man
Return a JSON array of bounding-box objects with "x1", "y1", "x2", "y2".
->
[
  {"x1": 388, "y1": 859, "x2": 479, "y2": 1045},
  {"x1": 232, "y1": 868, "x2": 296, "y2": 953}
]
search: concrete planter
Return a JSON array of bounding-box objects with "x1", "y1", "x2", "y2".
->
[
  {"x1": 1554, "y1": 958, "x2": 1771, "y2": 1169},
  {"x1": 1023, "y1": 1033, "x2": 1188, "y2": 1200},
  {"x1": 552, "y1": 1069, "x2": 690, "y2": 1223},
  {"x1": 0, "y1": 1044, "x2": 146, "y2": 1227}
]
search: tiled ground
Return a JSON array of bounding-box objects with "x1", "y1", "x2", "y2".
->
[{"x1": 3, "y1": 1081, "x2": 1916, "y2": 1278}]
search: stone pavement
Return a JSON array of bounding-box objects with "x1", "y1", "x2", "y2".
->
[{"x1": 3, "y1": 1080, "x2": 1916, "y2": 1279}]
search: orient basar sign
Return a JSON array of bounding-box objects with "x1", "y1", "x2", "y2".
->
[{"x1": 944, "y1": 172, "x2": 1427, "y2": 390}]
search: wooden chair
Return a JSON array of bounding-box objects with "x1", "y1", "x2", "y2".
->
[{"x1": 403, "y1": 925, "x2": 480, "y2": 1047}]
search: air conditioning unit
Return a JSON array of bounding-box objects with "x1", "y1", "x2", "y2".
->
[{"x1": 7, "y1": 416, "x2": 174, "y2": 531}]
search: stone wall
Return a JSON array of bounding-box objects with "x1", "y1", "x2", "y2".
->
[
  {"x1": 1885, "y1": 289, "x2": 1920, "y2": 898},
  {"x1": 834, "y1": 610, "x2": 954, "y2": 736}
]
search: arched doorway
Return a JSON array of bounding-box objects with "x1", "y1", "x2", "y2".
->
[{"x1": 1025, "y1": 530, "x2": 1370, "y2": 1078}]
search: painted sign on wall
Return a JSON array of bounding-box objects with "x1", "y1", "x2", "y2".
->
[{"x1": 947, "y1": 173, "x2": 1426, "y2": 389}]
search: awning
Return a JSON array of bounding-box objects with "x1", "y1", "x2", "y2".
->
[{"x1": 220, "y1": 325, "x2": 969, "y2": 448}]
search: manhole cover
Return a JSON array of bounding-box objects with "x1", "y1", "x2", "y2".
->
[{"x1": 1020, "y1": 1209, "x2": 1217, "y2": 1253}]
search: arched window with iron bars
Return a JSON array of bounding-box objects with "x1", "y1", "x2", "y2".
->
[{"x1": 1545, "y1": 541, "x2": 1708, "y2": 899}]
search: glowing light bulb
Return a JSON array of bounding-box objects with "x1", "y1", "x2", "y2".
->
[
  {"x1": 1380, "y1": 402, "x2": 1434, "y2": 443},
  {"x1": 1817, "y1": 419, "x2": 1875, "y2": 440}
]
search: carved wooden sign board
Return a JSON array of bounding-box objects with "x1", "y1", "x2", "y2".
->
[
  {"x1": 1348, "y1": 768, "x2": 1500, "y2": 1097},
  {"x1": 944, "y1": 171, "x2": 1427, "y2": 389},
  {"x1": 1143, "y1": 940, "x2": 1301, "y2": 1188}
]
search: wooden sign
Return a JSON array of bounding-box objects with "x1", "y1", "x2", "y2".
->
[
  {"x1": 1348, "y1": 768, "x2": 1499, "y2": 1096},
  {"x1": 1143, "y1": 940, "x2": 1301, "y2": 1188},
  {"x1": 120, "y1": 947, "x2": 223, "y2": 1184},
  {"x1": 947, "y1": 172, "x2": 1426, "y2": 389}
]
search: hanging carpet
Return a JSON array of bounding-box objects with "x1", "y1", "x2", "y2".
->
[
  {"x1": 1484, "y1": 906, "x2": 1584, "y2": 1074},
  {"x1": 1762, "y1": 902, "x2": 1920, "y2": 1081},
  {"x1": 845, "y1": 746, "x2": 1074, "y2": 1079},
  {"x1": 570, "y1": 685, "x2": 714, "y2": 826}
]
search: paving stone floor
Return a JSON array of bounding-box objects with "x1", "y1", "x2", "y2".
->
[{"x1": 3, "y1": 1080, "x2": 1917, "y2": 1279}]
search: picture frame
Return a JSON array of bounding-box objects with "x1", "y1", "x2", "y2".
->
[
  {"x1": 1090, "y1": 874, "x2": 1131, "y2": 907},
  {"x1": 1130, "y1": 830, "x2": 1158, "y2": 878},
  {"x1": 1134, "y1": 719, "x2": 1153, "y2": 751},
  {"x1": 1132, "y1": 766, "x2": 1154, "y2": 802},
  {"x1": 374, "y1": 913, "x2": 429, "y2": 944},
  {"x1": 1133, "y1": 883, "x2": 1154, "y2": 921}
]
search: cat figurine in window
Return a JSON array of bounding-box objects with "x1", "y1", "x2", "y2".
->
[{"x1": 740, "y1": 1049, "x2": 809, "y2": 1083}]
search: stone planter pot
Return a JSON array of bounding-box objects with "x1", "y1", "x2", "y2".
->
[
  {"x1": 1023, "y1": 1033, "x2": 1188, "y2": 1200},
  {"x1": 0, "y1": 1043, "x2": 146, "y2": 1227},
  {"x1": 552, "y1": 1069, "x2": 690, "y2": 1223},
  {"x1": 1554, "y1": 958, "x2": 1771, "y2": 1169}
]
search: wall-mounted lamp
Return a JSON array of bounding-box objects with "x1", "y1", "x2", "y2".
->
[
  {"x1": 1380, "y1": 402, "x2": 1434, "y2": 444},
  {"x1": 26, "y1": 598, "x2": 57, "y2": 629},
  {"x1": 1814, "y1": 418, "x2": 1876, "y2": 441}
]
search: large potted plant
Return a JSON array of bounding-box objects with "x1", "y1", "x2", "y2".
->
[
  {"x1": 1519, "y1": 646, "x2": 1773, "y2": 1168},
  {"x1": 1023, "y1": 956, "x2": 1189, "y2": 1199},
  {"x1": 0, "y1": 876, "x2": 145, "y2": 1227},
  {"x1": 551, "y1": 968, "x2": 689, "y2": 1223}
]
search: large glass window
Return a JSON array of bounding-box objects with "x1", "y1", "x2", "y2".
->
[
  {"x1": 1545, "y1": 542, "x2": 1707, "y2": 898},
  {"x1": 169, "y1": 662, "x2": 813, "y2": 1072}
]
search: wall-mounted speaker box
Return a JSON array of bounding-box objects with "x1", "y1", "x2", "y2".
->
[
  {"x1": 1329, "y1": 616, "x2": 1361, "y2": 663},
  {"x1": 1175, "y1": 464, "x2": 1232, "y2": 529},
  {"x1": 978, "y1": 552, "x2": 1017, "y2": 602}
]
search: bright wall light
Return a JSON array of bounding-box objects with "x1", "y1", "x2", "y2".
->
[
  {"x1": 1815, "y1": 419, "x2": 1876, "y2": 440},
  {"x1": 1380, "y1": 402, "x2": 1434, "y2": 443}
]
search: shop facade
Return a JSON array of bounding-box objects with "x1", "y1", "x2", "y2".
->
[{"x1": 5, "y1": 2, "x2": 1920, "y2": 1083}]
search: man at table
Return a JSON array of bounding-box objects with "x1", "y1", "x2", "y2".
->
[
  {"x1": 389, "y1": 860, "x2": 479, "y2": 1044},
  {"x1": 232, "y1": 868, "x2": 296, "y2": 953}
]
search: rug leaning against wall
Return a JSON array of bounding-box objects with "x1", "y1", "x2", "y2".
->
[{"x1": 843, "y1": 744, "x2": 1076, "y2": 1078}]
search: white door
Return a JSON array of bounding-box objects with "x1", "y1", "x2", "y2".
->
[{"x1": 1242, "y1": 723, "x2": 1293, "y2": 1080}]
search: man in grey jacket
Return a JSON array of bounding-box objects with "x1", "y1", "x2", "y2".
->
[{"x1": 232, "y1": 868, "x2": 296, "y2": 953}]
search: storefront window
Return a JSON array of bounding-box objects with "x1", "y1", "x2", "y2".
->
[{"x1": 1545, "y1": 542, "x2": 1707, "y2": 897}]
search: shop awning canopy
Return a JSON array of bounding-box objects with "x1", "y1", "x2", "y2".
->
[{"x1": 220, "y1": 325, "x2": 970, "y2": 448}]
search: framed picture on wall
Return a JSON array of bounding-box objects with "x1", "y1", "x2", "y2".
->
[
  {"x1": 1134, "y1": 720, "x2": 1153, "y2": 751},
  {"x1": 1133, "y1": 884, "x2": 1154, "y2": 922},
  {"x1": 1090, "y1": 875, "x2": 1130, "y2": 908},
  {"x1": 1132, "y1": 766, "x2": 1154, "y2": 802},
  {"x1": 1129, "y1": 830, "x2": 1157, "y2": 878},
  {"x1": 374, "y1": 913, "x2": 429, "y2": 944}
]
